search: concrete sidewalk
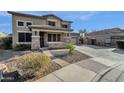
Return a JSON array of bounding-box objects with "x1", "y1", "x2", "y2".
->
[
  {"x1": 36, "y1": 58, "x2": 123, "y2": 82},
  {"x1": 36, "y1": 45, "x2": 124, "y2": 82}
]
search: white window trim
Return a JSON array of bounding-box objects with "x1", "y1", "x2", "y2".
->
[
  {"x1": 16, "y1": 20, "x2": 25, "y2": 27},
  {"x1": 47, "y1": 20, "x2": 56, "y2": 26},
  {"x1": 16, "y1": 42, "x2": 31, "y2": 44},
  {"x1": 47, "y1": 34, "x2": 61, "y2": 42},
  {"x1": 25, "y1": 21, "x2": 33, "y2": 27},
  {"x1": 17, "y1": 31, "x2": 32, "y2": 33},
  {"x1": 17, "y1": 31, "x2": 32, "y2": 43},
  {"x1": 47, "y1": 19, "x2": 57, "y2": 22}
]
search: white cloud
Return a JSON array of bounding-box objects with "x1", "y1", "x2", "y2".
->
[
  {"x1": 71, "y1": 12, "x2": 98, "y2": 21},
  {"x1": 53, "y1": 11, "x2": 99, "y2": 21},
  {"x1": 79, "y1": 12, "x2": 98, "y2": 21}
]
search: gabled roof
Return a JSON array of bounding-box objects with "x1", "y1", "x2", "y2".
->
[
  {"x1": 8, "y1": 11, "x2": 72, "y2": 23},
  {"x1": 8, "y1": 11, "x2": 43, "y2": 19},
  {"x1": 41, "y1": 14, "x2": 72, "y2": 23},
  {"x1": 42, "y1": 14, "x2": 63, "y2": 21}
]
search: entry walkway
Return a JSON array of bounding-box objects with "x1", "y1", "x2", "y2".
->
[{"x1": 36, "y1": 45, "x2": 124, "y2": 82}]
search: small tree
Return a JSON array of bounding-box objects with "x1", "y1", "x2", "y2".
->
[
  {"x1": 79, "y1": 29, "x2": 87, "y2": 33},
  {"x1": 79, "y1": 29, "x2": 87, "y2": 38},
  {"x1": 0, "y1": 37, "x2": 12, "y2": 49},
  {"x1": 66, "y1": 43, "x2": 75, "y2": 54}
]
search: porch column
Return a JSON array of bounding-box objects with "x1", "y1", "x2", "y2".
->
[{"x1": 31, "y1": 31, "x2": 40, "y2": 50}]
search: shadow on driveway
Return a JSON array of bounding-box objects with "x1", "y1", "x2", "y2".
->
[
  {"x1": 85, "y1": 45, "x2": 113, "y2": 49},
  {"x1": 112, "y1": 48, "x2": 124, "y2": 55}
]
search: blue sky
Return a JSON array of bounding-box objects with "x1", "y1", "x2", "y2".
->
[{"x1": 1, "y1": 11, "x2": 124, "y2": 34}]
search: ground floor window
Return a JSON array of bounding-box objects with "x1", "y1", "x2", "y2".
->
[
  {"x1": 48, "y1": 34, "x2": 52, "y2": 42},
  {"x1": 53, "y1": 34, "x2": 56, "y2": 41},
  {"x1": 57, "y1": 34, "x2": 61, "y2": 41},
  {"x1": 18, "y1": 32, "x2": 32, "y2": 42},
  {"x1": 48, "y1": 34, "x2": 61, "y2": 42}
]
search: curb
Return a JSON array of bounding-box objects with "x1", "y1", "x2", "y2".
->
[{"x1": 91, "y1": 63, "x2": 124, "y2": 82}]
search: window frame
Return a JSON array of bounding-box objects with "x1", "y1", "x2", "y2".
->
[
  {"x1": 57, "y1": 34, "x2": 61, "y2": 41},
  {"x1": 26, "y1": 21, "x2": 33, "y2": 27},
  {"x1": 48, "y1": 34, "x2": 52, "y2": 42},
  {"x1": 47, "y1": 34, "x2": 61, "y2": 42},
  {"x1": 16, "y1": 20, "x2": 25, "y2": 27},
  {"x1": 62, "y1": 24, "x2": 68, "y2": 28},
  {"x1": 18, "y1": 32, "x2": 32, "y2": 43},
  {"x1": 53, "y1": 34, "x2": 56, "y2": 42},
  {"x1": 48, "y1": 21, "x2": 56, "y2": 26},
  {"x1": 18, "y1": 33, "x2": 25, "y2": 42}
]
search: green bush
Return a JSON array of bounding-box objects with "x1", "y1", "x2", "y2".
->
[
  {"x1": 116, "y1": 40, "x2": 124, "y2": 49},
  {"x1": 66, "y1": 43, "x2": 75, "y2": 54},
  {"x1": 15, "y1": 52, "x2": 51, "y2": 76},
  {"x1": 13, "y1": 44, "x2": 31, "y2": 51},
  {"x1": 0, "y1": 37, "x2": 12, "y2": 49}
]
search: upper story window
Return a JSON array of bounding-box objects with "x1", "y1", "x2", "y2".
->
[
  {"x1": 17, "y1": 20, "x2": 33, "y2": 27},
  {"x1": 17, "y1": 21, "x2": 24, "y2": 27},
  {"x1": 62, "y1": 24, "x2": 68, "y2": 28},
  {"x1": 48, "y1": 21, "x2": 56, "y2": 26},
  {"x1": 26, "y1": 22, "x2": 32, "y2": 26}
]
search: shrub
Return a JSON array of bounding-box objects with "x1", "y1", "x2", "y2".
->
[
  {"x1": 116, "y1": 40, "x2": 124, "y2": 49},
  {"x1": 15, "y1": 52, "x2": 51, "y2": 76},
  {"x1": 0, "y1": 37, "x2": 12, "y2": 49},
  {"x1": 66, "y1": 43, "x2": 75, "y2": 54},
  {"x1": 13, "y1": 44, "x2": 31, "y2": 51}
]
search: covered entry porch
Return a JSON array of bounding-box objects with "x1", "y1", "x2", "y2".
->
[{"x1": 31, "y1": 28, "x2": 68, "y2": 50}]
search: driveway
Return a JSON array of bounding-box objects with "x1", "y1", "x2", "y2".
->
[
  {"x1": 76, "y1": 45, "x2": 124, "y2": 63},
  {"x1": 36, "y1": 45, "x2": 124, "y2": 82}
]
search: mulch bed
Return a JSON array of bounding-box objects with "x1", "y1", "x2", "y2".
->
[{"x1": 57, "y1": 50, "x2": 91, "y2": 64}]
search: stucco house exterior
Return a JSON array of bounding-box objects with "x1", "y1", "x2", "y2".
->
[
  {"x1": 8, "y1": 11, "x2": 79, "y2": 49},
  {"x1": 84, "y1": 28, "x2": 124, "y2": 47}
]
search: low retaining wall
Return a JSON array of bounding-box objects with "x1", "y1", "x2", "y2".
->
[{"x1": 47, "y1": 42, "x2": 66, "y2": 49}]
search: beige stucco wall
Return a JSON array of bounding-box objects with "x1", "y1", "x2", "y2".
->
[
  {"x1": 85, "y1": 35, "x2": 111, "y2": 45},
  {"x1": 46, "y1": 16, "x2": 71, "y2": 29},
  {"x1": 12, "y1": 14, "x2": 72, "y2": 47},
  {"x1": 12, "y1": 15, "x2": 46, "y2": 46}
]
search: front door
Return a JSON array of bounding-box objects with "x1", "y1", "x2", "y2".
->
[
  {"x1": 91, "y1": 39, "x2": 96, "y2": 45},
  {"x1": 39, "y1": 32, "x2": 45, "y2": 47}
]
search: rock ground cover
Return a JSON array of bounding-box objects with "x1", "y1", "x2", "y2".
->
[{"x1": 55, "y1": 50, "x2": 91, "y2": 64}]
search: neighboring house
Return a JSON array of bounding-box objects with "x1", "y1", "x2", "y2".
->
[
  {"x1": 8, "y1": 11, "x2": 79, "y2": 49},
  {"x1": 84, "y1": 28, "x2": 124, "y2": 47},
  {"x1": 0, "y1": 32, "x2": 7, "y2": 38}
]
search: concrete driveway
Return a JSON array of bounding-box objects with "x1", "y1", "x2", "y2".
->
[
  {"x1": 76, "y1": 45, "x2": 124, "y2": 63},
  {"x1": 36, "y1": 45, "x2": 124, "y2": 82}
]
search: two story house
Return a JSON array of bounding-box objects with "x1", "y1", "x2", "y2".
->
[{"x1": 8, "y1": 11, "x2": 79, "y2": 49}]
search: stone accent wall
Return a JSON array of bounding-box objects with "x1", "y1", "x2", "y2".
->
[
  {"x1": 64, "y1": 37, "x2": 78, "y2": 44},
  {"x1": 47, "y1": 42, "x2": 66, "y2": 49},
  {"x1": 31, "y1": 36, "x2": 40, "y2": 49}
]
